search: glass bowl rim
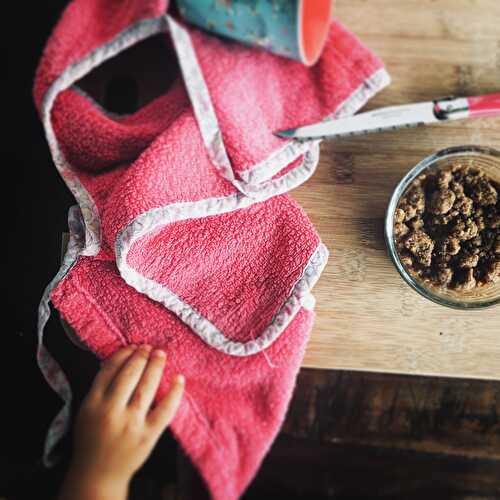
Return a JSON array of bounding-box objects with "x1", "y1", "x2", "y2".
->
[{"x1": 384, "y1": 144, "x2": 500, "y2": 310}]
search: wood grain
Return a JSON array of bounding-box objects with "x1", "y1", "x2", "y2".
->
[
  {"x1": 176, "y1": 369, "x2": 500, "y2": 499},
  {"x1": 296, "y1": 0, "x2": 500, "y2": 378},
  {"x1": 244, "y1": 438, "x2": 500, "y2": 499},
  {"x1": 284, "y1": 370, "x2": 500, "y2": 460}
]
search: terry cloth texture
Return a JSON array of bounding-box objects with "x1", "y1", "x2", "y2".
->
[{"x1": 34, "y1": 1, "x2": 390, "y2": 499}]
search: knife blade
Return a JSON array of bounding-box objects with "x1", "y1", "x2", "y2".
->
[{"x1": 275, "y1": 93, "x2": 500, "y2": 141}]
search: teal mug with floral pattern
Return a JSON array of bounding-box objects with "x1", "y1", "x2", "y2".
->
[{"x1": 176, "y1": 0, "x2": 333, "y2": 66}]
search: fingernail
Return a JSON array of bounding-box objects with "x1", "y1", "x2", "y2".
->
[
  {"x1": 130, "y1": 344, "x2": 138, "y2": 350},
  {"x1": 153, "y1": 349, "x2": 165, "y2": 359},
  {"x1": 176, "y1": 374, "x2": 185, "y2": 385},
  {"x1": 140, "y1": 344, "x2": 152, "y2": 352}
]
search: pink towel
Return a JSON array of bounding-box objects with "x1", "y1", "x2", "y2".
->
[{"x1": 34, "y1": 1, "x2": 389, "y2": 498}]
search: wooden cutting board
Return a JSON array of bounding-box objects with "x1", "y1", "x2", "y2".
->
[{"x1": 296, "y1": 0, "x2": 500, "y2": 379}]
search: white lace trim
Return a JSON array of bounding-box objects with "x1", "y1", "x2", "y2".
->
[
  {"x1": 116, "y1": 201, "x2": 328, "y2": 356},
  {"x1": 239, "y1": 67, "x2": 391, "y2": 186},
  {"x1": 167, "y1": 15, "x2": 323, "y2": 197},
  {"x1": 37, "y1": 206, "x2": 86, "y2": 466},
  {"x1": 169, "y1": 14, "x2": 390, "y2": 192},
  {"x1": 41, "y1": 16, "x2": 171, "y2": 256}
]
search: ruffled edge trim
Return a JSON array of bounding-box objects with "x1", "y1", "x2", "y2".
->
[{"x1": 115, "y1": 195, "x2": 328, "y2": 356}]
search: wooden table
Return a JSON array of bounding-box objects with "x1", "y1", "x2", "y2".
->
[{"x1": 295, "y1": 0, "x2": 500, "y2": 380}]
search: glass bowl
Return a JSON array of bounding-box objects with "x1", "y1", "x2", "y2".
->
[{"x1": 385, "y1": 145, "x2": 500, "y2": 309}]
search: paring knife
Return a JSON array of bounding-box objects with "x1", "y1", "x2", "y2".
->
[{"x1": 274, "y1": 93, "x2": 500, "y2": 141}]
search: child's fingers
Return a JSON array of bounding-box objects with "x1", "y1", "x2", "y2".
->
[
  {"x1": 89, "y1": 345, "x2": 137, "y2": 398},
  {"x1": 107, "y1": 345, "x2": 152, "y2": 407},
  {"x1": 147, "y1": 375, "x2": 185, "y2": 436},
  {"x1": 129, "y1": 349, "x2": 166, "y2": 416}
]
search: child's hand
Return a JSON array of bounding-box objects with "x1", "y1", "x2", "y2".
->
[{"x1": 59, "y1": 345, "x2": 184, "y2": 500}]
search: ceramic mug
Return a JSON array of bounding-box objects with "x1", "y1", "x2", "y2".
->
[{"x1": 176, "y1": 0, "x2": 333, "y2": 66}]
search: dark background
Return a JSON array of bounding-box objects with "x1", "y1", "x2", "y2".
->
[{"x1": 5, "y1": 1, "x2": 95, "y2": 495}]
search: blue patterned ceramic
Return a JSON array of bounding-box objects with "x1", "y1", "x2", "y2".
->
[{"x1": 176, "y1": 0, "x2": 332, "y2": 65}]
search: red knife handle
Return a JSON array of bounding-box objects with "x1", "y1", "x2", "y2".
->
[{"x1": 467, "y1": 93, "x2": 500, "y2": 118}]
